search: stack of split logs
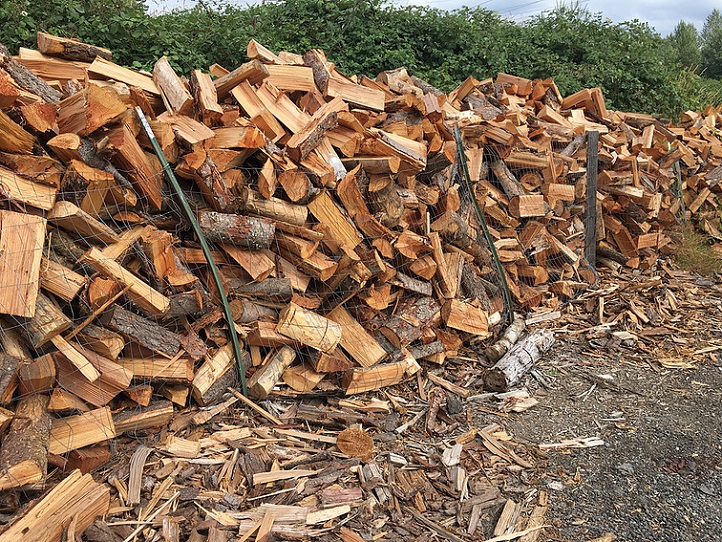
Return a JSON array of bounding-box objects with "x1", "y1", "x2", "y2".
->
[{"x1": 0, "y1": 31, "x2": 721, "y2": 528}]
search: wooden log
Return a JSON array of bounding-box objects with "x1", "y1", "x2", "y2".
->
[
  {"x1": 49, "y1": 407, "x2": 116, "y2": 455},
  {"x1": 342, "y1": 361, "x2": 408, "y2": 395},
  {"x1": 23, "y1": 292, "x2": 72, "y2": 348},
  {"x1": 230, "y1": 298, "x2": 277, "y2": 324},
  {"x1": 56, "y1": 347, "x2": 132, "y2": 407},
  {"x1": 116, "y1": 357, "x2": 194, "y2": 383},
  {"x1": 153, "y1": 56, "x2": 194, "y2": 115},
  {"x1": 48, "y1": 133, "x2": 134, "y2": 194},
  {"x1": 107, "y1": 123, "x2": 163, "y2": 211},
  {"x1": 0, "y1": 109, "x2": 35, "y2": 154},
  {"x1": 88, "y1": 57, "x2": 158, "y2": 94},
  {"x1": 80, "y1": 246, "x2": 171, "y2": 316},
  {"x1": 0, "y1": 353, "x2": 20, "y2": 404},
  {"x1": 199, "y1": 211, "x2": 275, "y2": 249},
  {"x1": 190, "y1": 69, "x2": 223, "y2": 126},
  {"x1": 191, "y1": 343, "x2": 241, "y2": 406},
  {"x1": 326, "y1": 305, "x2": 387, "y2": 367},
  {"x1": 247, "y1": 321, "x2": 297, "y2": 348},
  {"x1": 508, "y1": 195, "x2": 546, "y2": 218},
  {"x1": 48, "y1": 443, "x2": 112, "y2": 474},
  {"x1": 441, "y1": 299, "x2": 490, "y2": 338},
  {"x1": 37, "y1": 32, "x2": 112, "y2": 61},
  {"x1": 213, "y1": 59, "x2": 269, "y2": 99},
  {"x1": 307, "y1": 190, "x2": 363, "y2": 252},
  {"x1": 282, "y1": 364, "x2": 325, "y2": 393},
  {"x1": 114, "y1": 400, "x2": 174, "y2": 434},
  {"x1": 0, "y1": 165, "x2": 58, "y2": 211},
  {"x1": 311, "y1": 347, "x2": 355, "y2": 373},
  {"x1": 222, "y1": 244, "x2": 276, "y2": 282},
  {"x1": 248, "y1": 346, "x2": 296, "y2": 399},
  {"x1": 276, "y1": 302, "x2": 342, "y2": 353},
  {"x1": 230, "y1": 277, "x2": 293, "y2": 302},
  {"x1": 99, "y1": 304, "x2": 180, "y2": 357},
  {"x1": 60, "y1": 159, "x2": 113, "y2": 217},
  {"x1": 57, "y1": 84, "x2": 127, "y2": 136},
  {"x1": 287, "y1": 96, "x2": 346, "y2": 161},
  {"x1": 0, "y1": 42, "x2": 62, "y2": 103},
  {"x1": 17, "y1": 354, "x2": 56, "y2": 395},
  {"x1": 0, "y1": 469, "x2": 109, "y2": 542},
  {"x1": 380, "y1": 296, "x2": 441, "y2": 348},
  {"x1": 48, "y1": 200, "x2": 120, "y2": 245},
  {"x1": 484, "y1": 329, "x2": 555, "y2": 391},
  {"x1": 242, "y1": 188, "x2": 308, "y2": 226},
  {"x1": 490, "y1": 160, "x2": 526, "y2": 199},
  {"x1": 40, "y1": 257, "x2": 86, "y2": 303},
  {"x1": 0, "y1": 394, "x2": 50, "y2": 491},
  {"x1": 48, "y1": 389, "x2": 89, "y2": 413},
  {"x1": 483, "y1": 313, "x2": 526, "y2": 363},
  {"x1": 0, "y1": 210, "x2": 46, "y2": 318},
  {"x1": 51, "y1": 334, "x2": 101, "y2": 382}
]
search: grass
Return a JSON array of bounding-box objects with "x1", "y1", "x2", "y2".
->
[{"x1": 671, "y1": 223, "x2": 722, "y2": 275}]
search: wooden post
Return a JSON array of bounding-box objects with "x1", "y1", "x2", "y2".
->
[{"x1": 584, "y1": 130, "x2": 599, "y2": 267}]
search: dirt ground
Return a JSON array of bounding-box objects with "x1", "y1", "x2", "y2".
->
[{"x1": 501, "y1": 274, "x2": 722, "y2": 542}]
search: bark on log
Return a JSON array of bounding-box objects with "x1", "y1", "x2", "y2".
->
[
  {"x1": 490, "y1": 159, "x2": 526, "y2": 199},
  {"x1": 37, "y1": 32, "x2": 113, "y2": 62},
  {"x1": 482, "y1": 313, "x2": 526, "y2": 363},
  {"x1": 0, "y1": 394, "x2": 51, "y2": 491},
  {"x1": 0, "y1": 42, "x2": 62, "y2": 103},
  {"x1": 198, "y1": 211, "x2": 275, "y2": 250},
  {"x1": 99, "y1": 305, "x2": 180, "y2": 358},
  {"x1": 228, "y1": 278, "x2": 293, "y2": 302},
  {"x1": 484, "y1": 329, "x2": 554, "y2": 391}
]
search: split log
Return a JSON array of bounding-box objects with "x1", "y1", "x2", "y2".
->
[
  {"x1": 114, "y1": 400, "x2": 174, "y2": 434},
  {"x1": 0, "y1": 109, "x2": 35, "y2": 154},
  {"x1": 0, "y1": 394, "x2": 50, "y2": 491},
  {"x1": 80, "y1": 246, "x2": 171, "y2": 316},
  {"x1": 40, "y1": 257, "x2": 86, "y2": 302},
  {"x1": 0, "y1": 42, "x2": 62, "y2": 103},
  {"x1": 0, "y1": 210, "x2": 46, "y2": 318},
  {"x1": 198, "y1": 211, "x2": 275, "y2": 249},
  {"x1": 55, "y1": 347, "x2": 132, "y2": 407},
  {"x1": 441, "y1": 299, "x2": 491, "y2": 338},
  {"x1": 191, "y1": 343, "x2": 243, "y2": 406},
  {"x1": 17, "y1": 354, "x2": 56, "y2": 395},
  {"x1": 190, "y1": 69, "x2": 223, "y2": 126},
  {"x1": 247, "y1": 345, "x2": 296, "y2": 399},
  {"x1": 153, "y1": 56, "x2": 194, "y2": 115},
  {"x1": 0, "y1": 470, "x2": 109, "y2": 542},
  {"x1": 484, "y1": 329, "x2": 555, "y2": 391},
  {"x1": 276, "y1": 302, "x2": 342, "y2": 352},
  {"x1": 57, "y1": 84, "x2": 127, "y2": 136},
  {"x1": 22, "y1": 292, "x2": 72, "y2": 348},
  {"x1": 380, "y1": 296, "x2": 441, "y2": 348},
  {"x1": 326, "y1": 305, "x2": 387, "y2": 367}
]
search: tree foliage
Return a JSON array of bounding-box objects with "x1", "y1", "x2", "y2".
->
[
  {"x1": 701, "y1": 9, "x2": 722, "y2": 79},
  {"x1": 0, "y1": 0, "x2": 711, "y2": 117},
  {"x1": 669, "y1": 21, "x2": 700, "y2": 71}
]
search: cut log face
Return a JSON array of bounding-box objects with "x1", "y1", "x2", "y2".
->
[{"x1": 0, "y1": 211, "x2": 46, "y2": 318}]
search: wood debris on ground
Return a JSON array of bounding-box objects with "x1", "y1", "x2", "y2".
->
[{"x1": 0, "y1": 31, "x2": 720, "y2": 540}]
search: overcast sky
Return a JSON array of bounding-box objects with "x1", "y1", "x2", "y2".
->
[{"x1": 148, "y1": 0, "x2": 716, "y2": 36}]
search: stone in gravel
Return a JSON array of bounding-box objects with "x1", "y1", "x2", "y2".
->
[
  {"x1": 616, "y1": 463, "x2": 635, "y2": 475},
  {"x1": 446, "y1": 395, "x2": 464, "y2": 415}
]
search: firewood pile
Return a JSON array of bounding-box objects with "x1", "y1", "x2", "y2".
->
[{"x1": 0, "y1": 31, "x2": 721, "y2": 540}]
